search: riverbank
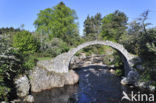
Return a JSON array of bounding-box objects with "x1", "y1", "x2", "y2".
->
[{"x1": 8, "y1": 54, "x2": 155, "y2": 103}]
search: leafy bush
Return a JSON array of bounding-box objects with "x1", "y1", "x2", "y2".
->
[
  {"x1": 23, "y1": 55, "x2": 37, "y2": 70},
  {"x1": 13, "y1": 31, "x2": 39, "y2": 55},
  {"x1": 40, "y1": 38, "x2": 69, "y2": 57},
  {"x1": 115, "y1": 69, "x2": 123, "y2": 77},
  {"x1": 102, "y1": 55, "x2": 114, "y2": 65},
  {"x1": 0, "y1": 38, "x2": 27, "y2": 101},
  {"x1": 0, "y1": 85, "x2": 10, "y2": 101},
  {"x1": 120, "y1": 34, "x2": 140, "y2": 55}
]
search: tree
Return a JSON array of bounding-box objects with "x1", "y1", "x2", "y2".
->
[
  {"x1": 94, "y1": 13, "x2": 102, "y2": 35},
  {"x1": 13, "y1": 31, "x2": 39, "y2": 55},
  {"x1": 138, "y1": 10, "x2": 151, "y2": 35},
  {"x1": 83, "y1": 13, "x2": 102, "y2": 40},
  {"x1": 121, "y1": 10, "x2": 156, "y2": 83},
  {"x1": 83, "y1": 15, "x2": 92, "y2": 36},
  {"x1": 139, "y1": 28, "x2": 156, "y2": 63},
  {"x1": 121, "y1": 10, "x2": 151, "y2": 55},
  {"x1": 128, "y1": 20, "x2": 141, "y2": 35},
  {"x1": 100, "y1": 10, "x2": 128, "y2": 41},
  {"x1": 0, "y1": 27, "x2": 20, "y2": 34},
  {"x1": 34, "y1": 2, "x2": 80, "y2": 46}
]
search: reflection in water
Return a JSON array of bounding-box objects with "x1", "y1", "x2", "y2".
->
[
  {"x1": 75, "y1": 65, "x2": 122, "y2": 103},
  {"x1": 32, "y1": 65, "x2": 125, "y2": 103},
  {"x1": 32, "y1": 85, "x2": 78, "y2": 103}
]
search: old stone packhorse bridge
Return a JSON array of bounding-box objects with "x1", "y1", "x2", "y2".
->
[
  {"x1": 44, "y1": 40, "x2": 140, "y2": 77},
  {"x1": 16, "y1": 40, "x2": 141, "y2": 94}
]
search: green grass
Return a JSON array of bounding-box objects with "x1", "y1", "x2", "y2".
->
[{"x1": 37, "y1": 57, "x2": 51, "y2": 61}]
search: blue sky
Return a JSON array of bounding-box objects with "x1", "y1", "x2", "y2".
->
[{"x1": 0, "y1": 0, "x2": 156, "y2": 35}]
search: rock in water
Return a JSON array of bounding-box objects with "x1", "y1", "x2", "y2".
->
[
  {"x1": 127, "y1": 70, "x2": 139, "y2": 84},
  {"x1": 14, "y1": 75, "x2": 30, "y2": 97},
  {"x1": 121, "y1": 77, "x2": 129, "y2": 85},
  {"x1": 64, "y1": 70, "x2": 79, "y2": 85},
  {"x1": 24, "y1": 95, "x2": 34, "y2": 103},
  {"x1": 29, "y1": 67, "x2": 65, "y2": 92},
  {"x1": 29, "y1": 67, "x2": 79, "y2": 92},
  {"x1": 149, "y1": 85, "x2": 155, "y2": 92}
]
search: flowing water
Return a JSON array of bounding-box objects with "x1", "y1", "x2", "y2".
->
[{"x1": 32, "y1": 65, "x2": 155, "y2": 103}]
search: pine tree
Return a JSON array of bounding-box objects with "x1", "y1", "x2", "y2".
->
[{"x1": 83, "y1": 13, "x2": 102, "y2": 40}]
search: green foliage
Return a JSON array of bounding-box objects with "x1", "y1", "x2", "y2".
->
[
  {"x1": 120, "y1": 34, "x2": 140, "y2": 55},
  {"x1": 0, "y1": 86, "x2": 10, "y2": 101},
  {"x1": 121, "y1": 11, "x2": 156, "y2": 84},
  {"x1": 0, "y1": 38, "x2": 24, "y2": 101},
  {"x1": 41, "y1": 38, "x2": 69, "y2": 57},
  {"x1": 102, "y1": 48, "x2": 123, "y2": 67},
  {"x1": 102, "y1": 55, "x2": 114, "y2": 65},
  {"x1": 34, "y1": 2, "x2": 80, "y2": 46},
  {"x1": 138, "y1": 28, "x2": 156, "y2": 77},
  {"x1": 115, "y1": 69, "x2": 123, "y2": 77},
  {"x1": 140, "y1": 71, "x2": 151, "y2": 82},
  {"x1": 83, "y1": 13, "x2": 102, "y2": 40},
  {"x1": 100, "y1": 10, "x2": 128, "y2": 42},
  {"x1": 0, "y1": 37, "x2": 37, "y2": 101},
  {"x1": 0, "y1": 27, "x2": 21, "y2": 35},
  {"x1": 36, "y1": 57, "x2": 51, "y2": 61},
  {"x1": 23, "y1": 56, "x2": 37, "y2": 70},
  {"x1": 111, "y1": 51, "x2": 123, "y2": 67},
  {"x1": 13, "y1": 31, "x2": 39, "y2": 55}
]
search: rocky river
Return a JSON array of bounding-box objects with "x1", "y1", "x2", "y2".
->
[
  {"x1": 32, "y1": 64, "x2": 138, "y2": 103},
  {"x1": 13, "y1": 54, "x2": 156, "y2": 103},
  {"x1": 30, "y1": 55, "x2": 156, "y2": 103}
]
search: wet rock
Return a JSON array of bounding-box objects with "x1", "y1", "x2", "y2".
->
[
  {"x1": 29, "y1": 67, "x2": 65, "y2": 92},
  {"x1": 121, "y1": 71, "x2": 139, "y2": 85},
  {"x1": 24, "y1": 95, "x2": 34, "y2": 103},
  {"x1": 136, "y1": 65, "x2": 144, "y2": 70},
  {"x1": 121, "y1": 77, "x2": 129, "y2": 85},
  {"x1": 137, "y1": 82, "x2": 148, "y2": 89},
  {"x1": 79, "y1": 53, "x2": 86, "y2": 59},
  {"x1": 135, "y1": 81, "x2": 155, "y2": 92},
  {"x1": 29, "y1": 67, "x2": 79, "y2": 92},
  {"x1": 14, "y1": 75, "x2": 30, "y2": 97},
  {"x1": 64, "y1": 70, "x2": 79, "y2": 85},
  {"x1": 149, "y1": 85, "x2": 155, "y2": 92},
  {"x1": 127, "y1": 70, "x2": 139, "y2": 84},
  {"x1": 110, "y1": 69, "x2": 115, "y2": 74},
  {"x1": 0, "y1": 101, "x2": 8, "y2": 103},
  {"x1": 10, "y1": 99, "x2": 21, "y2": 103}
]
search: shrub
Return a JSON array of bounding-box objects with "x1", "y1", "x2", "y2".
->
[
  {"x1": 0, "y1": 85, "x2": 10, "y2": 101},
  {"x1": 0, "y1": 38, "x2": 26, "y2": 101},
  {"x1": 13, "y1": 31, "x2": 39, "y2": 55},
  {"x1": 23, "y1": 55, "x2": 37, "y2": 70},
  {"x1": 41, "y1": 38, "x2": 69, "y2": 57},
  {"x1": 115, "y1": 69, "x2": 123, "y2": 77}
]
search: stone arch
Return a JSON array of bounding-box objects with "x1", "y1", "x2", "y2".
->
[{"x1": 46, "y1": 40, "x2": 137, "y2": 76}]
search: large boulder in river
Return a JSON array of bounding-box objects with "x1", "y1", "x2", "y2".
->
[
  {"x1": 121, "y1": 70, "x2": 139, "y2": 85},
  {"x1": 29, "y1": 66, "x2": 79, "y2": 92},
  {"x1": 14, "y1": 75, "x2": 30, "y2": 97},
  {"x1": 29, "y1": 67, "x2": 65, "y2": 92},
  {"x1": 127, "y1": 70, "x2": 139, "y2": 84},
  {"x1": 64, "y1": 70, "x2": 79, "y2": 85}
]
